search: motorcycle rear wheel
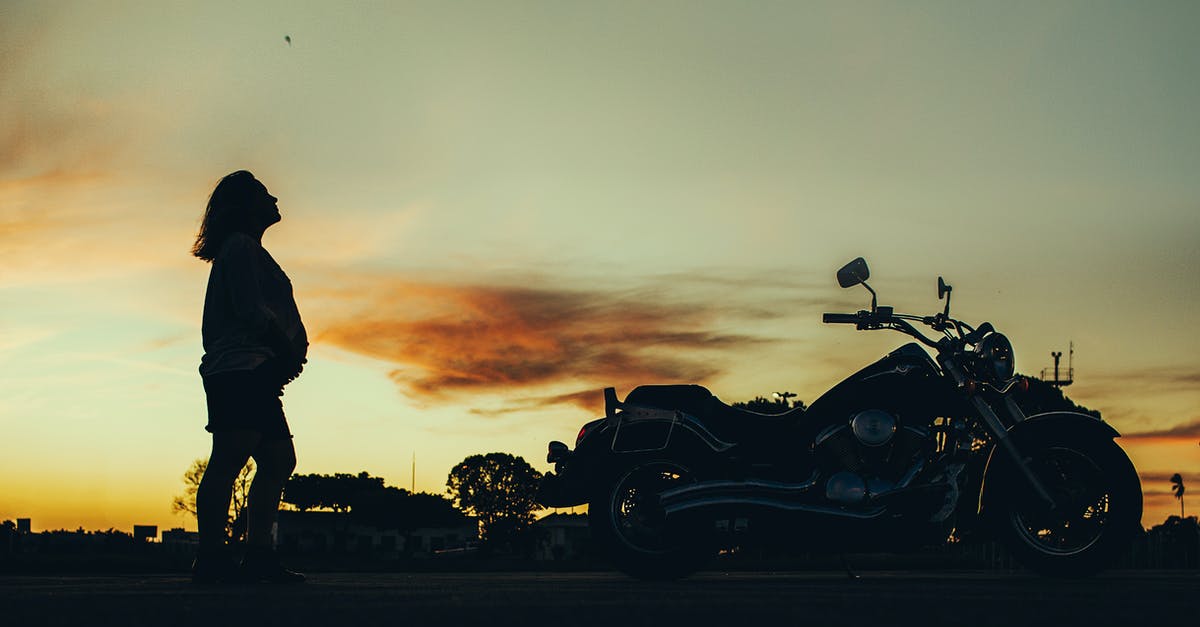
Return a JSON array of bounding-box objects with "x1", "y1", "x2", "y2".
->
[
  {"x1": 989, "y1": 435, "x2": 1141, "y2": 577},
  {"x1": 588, "y1": 458, "x2": 715, "y2": 580}
]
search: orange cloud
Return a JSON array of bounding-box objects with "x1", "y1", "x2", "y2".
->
[
  {"x1": 1122, "y1": 417, "x2": 1200, "y2": 442},
  {"x1": 467, "y1": 389, "x2": 611, "y2": 417},
  {"x1": 1139, "y1": 471, "x2": 1198, "y2": 488},
  {"x1": 1, "y1": 10, "x2": 123, "y2": 196},
  {"x1": 314, "y1": 279, "x2": 765, "y2": 407},
  {"x1": 1080, "y1": 368, "x2": 1200, "y2": 395},
  {"x1": 1, "y1": 30, "x2": 124, "y2": 273}
]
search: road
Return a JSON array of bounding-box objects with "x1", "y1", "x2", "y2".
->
[{"x1": 1, "y1": 570, "x2": 1196, "y2": 626}]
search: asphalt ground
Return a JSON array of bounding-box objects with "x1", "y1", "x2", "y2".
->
[{"x1": 1, "y1": 570, "x2": 1196, "y2": 627}]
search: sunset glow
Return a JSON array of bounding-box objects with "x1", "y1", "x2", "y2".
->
[{"x1": 2, "y1": 1, "x2": 1198, "y2": 533}]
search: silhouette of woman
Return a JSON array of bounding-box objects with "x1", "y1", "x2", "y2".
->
[{"x1": 190, "y1": 170, "x2": 306, "y2": 583}]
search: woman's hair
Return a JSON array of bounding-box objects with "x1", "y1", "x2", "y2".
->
[{"x1": 192, "y1": 170, "x2": 261, "y2": 261}]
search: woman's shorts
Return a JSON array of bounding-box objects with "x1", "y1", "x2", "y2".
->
[{"x1": 202, "y1": 363, "x2": 292, "y2": 440}]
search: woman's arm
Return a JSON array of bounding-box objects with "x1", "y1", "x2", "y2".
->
[{"x1": 221, "y1": 234, "x2": 303, "y2": 376}]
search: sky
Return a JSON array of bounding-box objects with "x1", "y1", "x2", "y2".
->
[{"x1": 1, "y1": 1, "x2": 1197, "y2": 533}]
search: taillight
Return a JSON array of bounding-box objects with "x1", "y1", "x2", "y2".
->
[{"x1": 576, "y1": 418, "x2": 600, "y2": 446}]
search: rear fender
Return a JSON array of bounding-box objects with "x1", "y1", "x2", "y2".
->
[
  {"x1": 605, "y1": 406, "x2": 734, "y2": 456},
  {"x1": 602, "y1": 387, "x2": 732, "y2": 456},
  {"x1": 542, "y1": 411, "x2": 729, "y2": 507},
  {"x1": 975, "y1": 411, "x2": 1120, "y2": 517}
]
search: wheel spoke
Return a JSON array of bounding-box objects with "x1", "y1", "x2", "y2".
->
[
  {"x1": 610, "y1": 463, "x2": 693, "y2": 553},
  {"x1": 1011, "y1": 447, "x2": 1111, "y2": 556}
]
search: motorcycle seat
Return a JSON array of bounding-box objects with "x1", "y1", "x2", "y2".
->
[
  {"x1": 624, "y1": 385, "x2": 802, "y2": 443},
  {"x1": 625, "y1": 385, "x2": 717, "y2": 418}
]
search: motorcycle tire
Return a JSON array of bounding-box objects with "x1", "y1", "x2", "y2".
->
[
  {"x1": 988, "y1": 434, "x2": 1142, "y2": 578},
  {"x1": 588, "y1": 457, "x2": 715, "y2": 580}
]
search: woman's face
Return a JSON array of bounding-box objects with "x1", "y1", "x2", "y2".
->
[{"x1": 250, "y1": 179, "x2": 281, "y2": 230}]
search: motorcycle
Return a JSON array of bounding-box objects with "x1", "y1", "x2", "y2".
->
[{"x1": 537, "y1": 258, "x2": 1142, "y2": 579}]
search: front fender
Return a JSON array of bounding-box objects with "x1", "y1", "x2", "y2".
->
[
  {"x1": 975, "y1": 411, "x2": 1120, "y2": 517},
  {"x1": 1012, "y1": 410, "x2": 1120, "y2": 439}
]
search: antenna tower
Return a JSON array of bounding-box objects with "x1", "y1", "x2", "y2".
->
[{"x1": 1041, "y1": 341, "x2": 1075, "y2": 387}]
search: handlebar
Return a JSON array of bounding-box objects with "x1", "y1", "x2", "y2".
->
[
  {"x1": 823, "y1": 307, "x2": 894, "y2": 326},
  {"x1": 822, "y1": 313, "x2": 861, "y2": 324},
  {"x1": 824, "y1": 309, "x2": 995, "y2": 351}
]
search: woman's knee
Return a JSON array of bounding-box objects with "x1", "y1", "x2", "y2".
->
[
  {"x1": 202, "y1": 457, "x2": 252, "y2": 486},
  {"x1": 203, "y1": 430, "x2": 260, "y2": 483},
  {"x1": 254, "y1": 439, "x2": 296, "y2": 481},
  {"x1": 275, "y1": 451, "x2": 297, "y2": 478}
]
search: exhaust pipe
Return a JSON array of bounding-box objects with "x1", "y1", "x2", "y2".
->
[
  {"x1": 660, "y1": 477, "x2": 818, "y2": 504},
  {"x1": 659, "y1": 477, "x2": 889, "y2": 520},
  {"x1": 660, "y1": 477, "x2": 951, "y2": 520}
]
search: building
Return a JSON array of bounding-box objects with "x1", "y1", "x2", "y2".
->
[
  {"x1": 274, "y1": 511, "x2": 476, "y2": 557},
  {"x1": 275, "y1": 511, "x2": 395, "y2": 554},
  {"x1": 407, "y1": 522, "x2": 480, "y2": 556},
  {"x1": 533, "y1": 513, "x2": 591, "y2": 561},
  {"x1": 161, "y1": 528, "x2": 199, "y2": 554}
]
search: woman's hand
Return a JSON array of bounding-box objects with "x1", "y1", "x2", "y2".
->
[{"x1": 282, "y1": 356, "x2": 306, "y2": 385}]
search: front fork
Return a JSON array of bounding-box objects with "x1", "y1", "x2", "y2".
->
[{"x1": 940, "y1": 359, "x2": 1058, "y2": 509}]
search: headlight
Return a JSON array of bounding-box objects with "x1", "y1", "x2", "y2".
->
[{"x1": 975, "y1": 332, "x2": 1015, "y2": 382}]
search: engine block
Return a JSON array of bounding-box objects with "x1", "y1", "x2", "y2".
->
[{"x1": 814, "y1": 410, "x2": 932, "y2": 501}]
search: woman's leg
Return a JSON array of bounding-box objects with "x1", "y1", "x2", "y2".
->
[
  {"x1": 246, "y1": 437, "x2": 297, "y2": 548},
  {"x1": 196, "y1": 429, "x2": 261, "y2": 551}
]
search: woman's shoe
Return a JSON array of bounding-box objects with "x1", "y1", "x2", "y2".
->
[
  {"x1": 191, "y1": 547, "x2": 240, "y2": 584},
  {"x1": 241, "y1": 546, "x2": 305, "y2": 583}
]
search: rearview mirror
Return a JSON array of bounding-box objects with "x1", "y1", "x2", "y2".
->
[
  {"x1": 937, "y1": 276, "x2": 953, "y2": 317},
  {"x1": 938, "y1": 277, "x2": 951, "y2": 300},
  {"x1": 837, "y1": 258, "x2": 870, "y2": 288}
]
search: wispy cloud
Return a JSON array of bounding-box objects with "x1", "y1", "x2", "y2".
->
[
  {"x1": 313, "y1": 277, "x2": 781, "y2": 407},
  {"x1": 1076, "y1": 368, "x2": 1200, "y2": 396},
  {"x1": 1142, "y1": 492, "x2": 1189, "y2": 517},
  {"x1": 0, "y1": 21, "x2": 131, "y2": 278},
  {"x1": 1122, "y1": 417, "x2": 1200, "y2": 441},
  {"x1": 467, "y1": 389, "x2": 611, "y2": 416},
  {"x1": 1138, "y1": 470, "x2": 1198, "y2": 490}
]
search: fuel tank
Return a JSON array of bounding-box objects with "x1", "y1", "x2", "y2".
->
[{"x1": 804, "y1": 343, "x2": 957, "y2": 430}]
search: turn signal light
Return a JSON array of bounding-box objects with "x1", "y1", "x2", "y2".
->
[{"x1": 547, "y1": 441, "x2": 569, "y2": 464}]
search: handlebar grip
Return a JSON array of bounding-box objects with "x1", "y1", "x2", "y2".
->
[{"x1": 823, "y1": 313, "x2": 860, "y2": 324}]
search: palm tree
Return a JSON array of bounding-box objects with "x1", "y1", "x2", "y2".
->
[{"x1": 1169, "y1": 473, "x2": 1185, "y2": 518}]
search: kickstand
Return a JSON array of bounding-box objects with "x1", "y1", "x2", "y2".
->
[{"x1": 840, "y1": 554, "x2": 860, "y2": 581}]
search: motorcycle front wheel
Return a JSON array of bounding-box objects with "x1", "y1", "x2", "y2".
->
[
  {"x1": 989, "y1": 435, "x2": 1142, "y2": 577},
  {"x1": 588, "y1": 458, "x2": 715, "y2": 580}
]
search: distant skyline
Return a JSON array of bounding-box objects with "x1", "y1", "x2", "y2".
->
[{"x1": 2, "y1": 1, "x2": 1198, "y2": 531}]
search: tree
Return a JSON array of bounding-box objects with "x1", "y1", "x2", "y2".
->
[
  {"x1": 446, "y1": 453, "x2": 542, "y2": 545},
  {"x1": 282, "y1": 471, "x2": 386, "y2": 512},
  {"x1": 1171, "y1": 473, "x2": 1186, "y2": 518},
  {"x1": 1015, "y1": 377, "x2": 1101, "y2": 419},
  {"x1": 280, "y1": 472, "x2": 323, "y2": 512},
  {"x1": 171, "y1": 458, "x2": 254, "y2": 541},
  {"x1": 350, "y1": 487, "x2": 468, "y2": 532},
  {"x1": 402, "y1": 492, "x2": 470, "y2": 529},
  {"x1": 733, "y1": 395, "x2": 806, "y2": 414}
]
